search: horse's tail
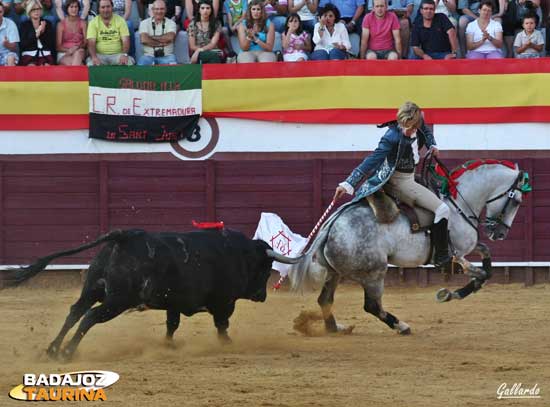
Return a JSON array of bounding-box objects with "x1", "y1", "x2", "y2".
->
[
  {"x1": 1, "y1": 230, "x2": 128, "y2": 288},
  {"x1": 287, "y1": 226, "x2": 330, "y2": 292}
]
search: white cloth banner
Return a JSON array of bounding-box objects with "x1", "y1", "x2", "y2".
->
[{"x1": 253, "y1": 212, "x2": 308, "y2": 277}]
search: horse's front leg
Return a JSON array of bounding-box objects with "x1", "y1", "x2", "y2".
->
[{"x1": 436, "y1": 243, "x2": 492, "y2": 302}]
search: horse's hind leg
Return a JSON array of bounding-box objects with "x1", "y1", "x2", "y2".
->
[
  {"x1": 317, "y1": 272, "x2": 340, "y2": 333},
  {"x1": 362, "y1": 280, "x2": 411, "y2": 335}
]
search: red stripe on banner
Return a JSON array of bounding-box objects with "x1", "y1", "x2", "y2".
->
[
  {"x1": 202, "y1": 59, "x2": 550, "y2": 80},
  {"x1": 203, "y1": 106, "x2": 550, "y2": 124},
  {"x1": 0, "y1": 115, "x2": 89, "y2": 130},
  {"x1": 0, "y1": 66, "x2": 89, "y2": 82}
]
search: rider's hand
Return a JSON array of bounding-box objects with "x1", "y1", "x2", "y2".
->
[
  {"x1": 430, "y1": 147, "x2": 440, "y2": 157},
  {"x1": 333, "y1": 185, "x2": 347, "y2": 201}
]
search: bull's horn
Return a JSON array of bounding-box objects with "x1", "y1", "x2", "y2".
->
[{"x1": 266, "y1": 249, "x2": 303, "y2": 264}]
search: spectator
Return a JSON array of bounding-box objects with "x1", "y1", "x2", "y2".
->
[
  {"x1": 411, "y1": 0, "x2": 458, "y2": 58},
  {"x1": 138, "y1": 0, "x2": 177, "y2": 64},
  {"x1": 111, "y1": 0, "x2": 135, "y2": 57},
  {"x1": 54, "y1": 0, "x2": 89, "y2": 20},
  {"x1": 19, "y1": 0, "x2": 56, "y2": 65},
  {"x1": 282, "y1": 13, "x2": 311, "y2": 60},
  {"x1": 457, "y1": 0, "x2": 505, "y2": 55},
  {"x1": 319, "y1": 0, "x2": 364, "y2": 33},
  {"x1": 0, "y1": 1, "x2": 19, "y2": 66},
  {"x1": 503, "y1": 0, "x2": 542, "y2": 57},
  {"x1": 224, "y1": 0, "x2": 247, "y2": 36},
  {"x1": 20, "y1": 0, "x2": 56, "y2": 26},
  {"x1": 264, "y1": 0, "x2": 289, "y2": 33},
  {"x1": 138, "y1": 0, "x2": 182, "y2": 21},
  {"x1": 288, "y1": 0, "x2": 318, "y2": 34},
  {"x1": 184, "y1": 0, "x2": 219, "y2": 29},
  {"x1": 237, "y1": 0, "x2": 276, "y2": 62},
  {"x1": 360, "y1": 0, "x2": 401, "y2": 59},
  {"x1": 513, "y1": 12, "x2": 544, "y2": 57},
  {"x1": 368, "y1": 0, "x2": 413, "y2": 57},
  {"x1": 465, "y1": 0, "x2": 503, "y2": 58},
  {"x1": 311, "y1": 3, "x2": 350, "y2": 59},
  {"x1": 56, "y1": 0, "x2": 86, "y2": 64},
  {"x1": 188, "y1": 0, "x2": 222, "y2": 63},
  {"x1": 434, "y1": 0, "x2": 457, "y2": 26},
  {"x1": 2, "y1": 0, "x2": 23, "y2": 25},
  {"x1": 86, "y1": 0, "x2": 134, "y2": 65}
]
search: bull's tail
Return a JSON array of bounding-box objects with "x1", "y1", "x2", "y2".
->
[{"x1": 1, "y1": 230, "x2": 128, "y2": 288}]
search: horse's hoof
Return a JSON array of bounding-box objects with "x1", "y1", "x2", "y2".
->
[
  {"x1": 46, "y1": 346, "x2": 59, "y2": 360},
  {"x1": 218, "y1": 335, "x2": 233, "y2": 345},
  {"x1": 336, "y1": 324, "x2": 355, "y2": 335},
  {"x1": 399, "y1": 327, "x2": 412, "y2": 335},
  {"x1": 436, "y1": 288, "x2": 452, "y2": 303}
]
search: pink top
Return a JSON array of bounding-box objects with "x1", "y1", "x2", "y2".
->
[
  {"x1": 283, "y1": 32, "x2": 309, "y2": 55},
  {"x1": 362, "y1": 11, "x2": 399, "y2": 51},
  {"x1": 60, "y1": 18, "x2": 85, "y2": 49}
]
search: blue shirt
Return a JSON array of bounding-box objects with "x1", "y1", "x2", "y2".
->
[
  {"x1": 319, "y1": 0, "x2": 364, "y2": 18},
  {"x1": 0, "y1": 16, "x2": 19, "y2": 55},
  {"x1": 241, "y1": 19, "x2": 271, "y2": 51}
]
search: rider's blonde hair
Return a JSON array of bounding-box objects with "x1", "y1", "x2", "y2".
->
[{"x1": 396, "y1": 101, "x2": 422, "y2": 129}]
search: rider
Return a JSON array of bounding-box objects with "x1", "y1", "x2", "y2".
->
[{"x1": 333, "y1": 101, "x2": 452, "y2": 268}]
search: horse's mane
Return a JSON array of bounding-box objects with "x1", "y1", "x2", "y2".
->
[
  {"x1": 433, "y1": 159, "x2": 516, "y2": 199},
  {"x1": 448, "y1": 159, "x2": 516, "y2": 181}
]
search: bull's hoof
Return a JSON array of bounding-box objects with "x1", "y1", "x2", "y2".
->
[
  {"x1": 46, "y1": 345, "x2": 59, "y2": 360},
  {"x1": 218, "y1": 334, "x2": 233, "y2": 345},
  {"x1": 436, "y1": 288, "x2": 453, "y2": 303}
]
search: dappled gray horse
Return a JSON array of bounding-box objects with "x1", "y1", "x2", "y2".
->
[{"x1": 289, "y1": 160, "x2": 530, "y2": 335}]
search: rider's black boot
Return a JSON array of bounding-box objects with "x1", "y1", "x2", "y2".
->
[{"x1": 432, "y1": 218, "x2": 452, "y2": 268}]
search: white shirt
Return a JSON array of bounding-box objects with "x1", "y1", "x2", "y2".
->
[
  {"x1": 466, "y1": 18, "x2": 502, "y2": 53},
  {"x1": 312, "y1": 21, "x2": 351, "y2": 52},
  {"x1": 138, "y1": 17, "x2": 177, "y2": 57}
]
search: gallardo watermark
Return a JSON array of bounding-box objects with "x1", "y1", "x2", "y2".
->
[
  {"x1": 497, "y1": 383, "x2": 541, "y2": 400},
  {"x1": 9, "y1": 371, "x2": 119, "y2": 401}
]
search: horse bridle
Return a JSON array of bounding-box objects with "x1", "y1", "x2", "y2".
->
[
  {"x1": 484, "y1": 171, "x2": 528, "y2": 230},
  {"x1": 429, "y1": 156, "x2": 528, "y2": 235}
]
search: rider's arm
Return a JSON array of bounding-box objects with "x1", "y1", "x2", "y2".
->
[
  {"x1": 343, "y1": 132, "x2": 396, "y2": 191},
  {"x1": 419, "y1": 118, "x2": 436, "y2": 149}
]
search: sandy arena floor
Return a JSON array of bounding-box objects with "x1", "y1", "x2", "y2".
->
[{"x1": 1, "y1": 281, "x2": 549, "y2": 406}]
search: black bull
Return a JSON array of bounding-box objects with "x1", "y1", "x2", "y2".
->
[{"x1": 1, "y1": 229, "x2": 301, "y2": 360}]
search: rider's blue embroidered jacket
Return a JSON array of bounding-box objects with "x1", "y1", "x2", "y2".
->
[{"x1": 344, "y1": 120, "x2": 436, "y2": 202}]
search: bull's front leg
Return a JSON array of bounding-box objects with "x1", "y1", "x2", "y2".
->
[
  {"x1": 165, "y1": 309, "x2": 181, "y2": 347},
  {"x1": 211, "y1": 302, "x2": 235, "y2": 344},
  {"x1": 436, "y1": 243, "x2": 492, "y2": 303}
]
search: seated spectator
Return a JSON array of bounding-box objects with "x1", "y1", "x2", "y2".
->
[
  {"x1": 237, "y1": 0, "x2": 276, "y2": 62},
  {"x1": 360, "y1": 0, "x2": 401, "y2": 59},
  {"x1": 282, "y1": 13, "x2": 311, "y2": 60},
  {"x1": 457, "y1": 0, "x2": 504, "y2": 55},
  {"x1": 503, "y1": 0, "x2": 542, "y2": 57},
  {"x1": 224, "y1": 0, "x2": 246, "y2": 36},
  {"x1": 188, "y1": 0, "x2": 222, "y2": 63},
  {"x1": 368, "y1": 0, "x2": 413, "y2": 57},
  {"x1": 2, "y1": 0, "x2": 23, "y2": 25},
  {"x1": 319, "y1": 0, "x2": 364, "y2": 33},
  {"x1": 20, "y1": 0, "x2": 56, "y2": 26},
  {"x1": 54, "y1": 0, "x2": 89, "y2": 20},
  {"x1": 434, "y1": 0, "x2": 457, "y2": 26},
  {"x1": 311, "y1": 2, "x2": 350, "y2": 59},
  {"x1": 86, "y1": 0, "x2": 134, "y2": 65},
  {"x1": 138, "y1": 0, "x2": 182, "y2": 22},
  {"x1": 19, "y1": 0, "x2": 56, "y2": 65},
  {"x1": 0, "y1": 1, "x2": 19, "y2": 66},
  {"x1": 411, "y1": 0, "x2": 458, "y2": 59},
  {"x1": 264, "y1": 0, "x2": 289, "y2": 33},
  {"x1": 56, "y1": 0, "x2": 86, "y2": 64},
  {"x1": 138, "y1": 0, "x2": 177, "y2": 64},
  {"x1": 111, "y1": 0, "x2": 134, "y2": 56},
  {"x1": 465, "y1": 0, "x2": 503, "y2": 58},
  {"x1": 288, "y1": 0, "x2": 318, "y2": 35},
  {"x1": 184, "y1": 0, "x2": 219, "y2": 30},
  {"x1": 513, "y1": 12, "x2": 544, "y2": 57}
]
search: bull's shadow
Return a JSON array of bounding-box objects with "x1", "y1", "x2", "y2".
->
[{"x1": 1, "y1": 228, "x2": 299, "y2": 360}]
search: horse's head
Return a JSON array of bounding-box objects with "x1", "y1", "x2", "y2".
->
[{"x1": 484, "y1": 164, "x2": 531, "y2": 241}]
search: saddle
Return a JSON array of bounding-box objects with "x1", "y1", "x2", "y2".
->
[{"x1": 366, "y1": 189, "x2": 434, "y2": 234}]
